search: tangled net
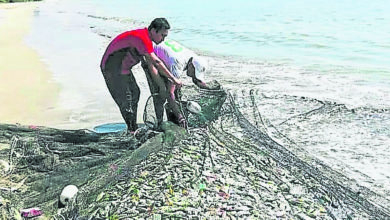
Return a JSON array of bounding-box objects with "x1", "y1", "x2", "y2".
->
[
  {"x1": 143, "y1": 84, "x2": 227, "y2": 129},
  {"x1": 0, "y1": 85, "x2": 389, "y2": 219},
  {"x1": 218, "y1": 89, "x2": 390, "y2": 219},
  {"x1": 0, "y1": 125, "x2": 136, "y2": 217}
]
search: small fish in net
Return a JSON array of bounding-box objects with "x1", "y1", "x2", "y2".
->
[{"x1": 143, "y1": 84, "x2": 227, "y2": 129}]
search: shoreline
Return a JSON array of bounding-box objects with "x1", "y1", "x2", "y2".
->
[{"x1": 0, "y1": 2, "x2": 69, "y2": 127}]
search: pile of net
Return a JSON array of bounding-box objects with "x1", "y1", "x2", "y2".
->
[
  {"x1": 0, "y1": 84, "x2": 227, "y2": 218},
  {"x1": 0, "y1": 124, "x2": 138, "y2": 218},
  {"x1": 0, "y1": 84, "x2": 389, "y2": 219}
]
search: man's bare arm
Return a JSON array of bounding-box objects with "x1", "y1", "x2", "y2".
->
[
  {"x1": 145, "y1": 52, "x2": 182, "y2": 87},
  {"x1": 192, "y1": 78, "x2": 209, "y2": 89}
]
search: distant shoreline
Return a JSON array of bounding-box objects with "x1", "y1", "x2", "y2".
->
[{"x1": 0, "y1": 0, "x2": 40, "y2": 3}]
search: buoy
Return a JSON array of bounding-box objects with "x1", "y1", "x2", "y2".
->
[
  {"x1": 60, "y1": 185, "x2": 78, "y2": 205},
  {"x1": 187, "y1": 101, "x2": 202, "y2": 114}
]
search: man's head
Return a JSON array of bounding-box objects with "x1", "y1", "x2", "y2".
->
[
  {"x1": 148, "y1": 18, "x2": 170, "y2": 44},
  {"x1": 184, "y1": 57, "x2": 207, "y2": 82}
]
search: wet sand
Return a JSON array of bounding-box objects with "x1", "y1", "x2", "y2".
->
[
  {"x1": 0, "y1": 2, "x2": 152, "y2": 130},
  {"x1": 0, "y1": 2, "x2": 68, "y2": 127}
]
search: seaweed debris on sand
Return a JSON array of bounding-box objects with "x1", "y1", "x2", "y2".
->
[{"x1": 0, "y1": 85, "x2": 389, "y2": 219}]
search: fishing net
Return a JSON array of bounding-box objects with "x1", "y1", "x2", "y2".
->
[
  {"x1": 143, "y1": 84, "x2": 227, "y2": 129},
  {"x1": 0, "y1": 125, "x2": 137, "y2": 218},
  {"x1": 78, "y1": 88, "x2": 389, "y2": 219},
  {"x1": 215, "y1": 89, "x2": 390, "y2": 219},
  {"x1": 1, "y1": 85, "x2": 389, "y2": 219},
  {"x1": 0, "y1": 83, "x2": 227, "y2": 218}
]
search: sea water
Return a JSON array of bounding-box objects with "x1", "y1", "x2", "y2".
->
[
  {"x1": 72, "y1": 0, "x2": 390, "y2": 106},
  {"x1": 26, "y1": 0, "x2": 390, "y2": 108},
  {"x1": 24, "y1": 0, "x2": 390, "y2": 202}
]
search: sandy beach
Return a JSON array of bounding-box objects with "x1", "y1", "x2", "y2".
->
[
  {"x1": 0, "y1": 2, "x2": 68, "y2": 127},
  {"x1": 0, "y1": 2, "x2": 154, "y2": 130}
]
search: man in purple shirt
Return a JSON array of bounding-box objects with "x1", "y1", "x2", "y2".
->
[{"x1": 100, "y1": 18, "x2": 182, "y2": 132}]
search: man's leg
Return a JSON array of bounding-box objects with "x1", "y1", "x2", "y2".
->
[
  {"x1": 141, "y1": 61, "x2": 166, "y2": 128},
  {"x1": 166, "y1": 81, "x2": 186, "y2": 128},
  {"x1": 102, "y1": 53, "x2": 140, "y2": 132},
  {"x1": 120, "y1": 72, "x2": 140, "y2": 131},
  {"x1": 102, "y1": 72, "x2": 140, "y2": 131}
]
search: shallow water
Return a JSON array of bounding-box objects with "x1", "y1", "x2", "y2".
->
[
  {"x1": 26, "y1": 0, "x2": 390, "y2": 109},
  {"x1": 85, "y1": 0, "x2": 390, "y2": 70},
  {"x1": 209, "y1": 57, "x2": 390, "y2": 201}
]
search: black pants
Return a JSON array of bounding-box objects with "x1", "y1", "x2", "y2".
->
[
  {"x1": 141, "y1": 61, "x2": 166, "y2": 128},
  {"x1": 102, "y1": 51, "x2": 140, "y2": 131}
]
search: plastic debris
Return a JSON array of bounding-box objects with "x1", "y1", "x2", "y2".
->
[
  {"x1": 20, "y1": 208, "x2": 42, "y2": 218},
  {"x1": 199, "y1": 183, "x2": 206, "y2": 191},
  {"x1": 28, "y1": 125, "x2": 38, "y2": 130}
]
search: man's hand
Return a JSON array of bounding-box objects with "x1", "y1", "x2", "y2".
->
[
  {"x1": 174, "y1": 78, "x2": 183, "y2": 88},
  {"x1": 179, "y1": 119, "x2": 187, "y2": 129}
]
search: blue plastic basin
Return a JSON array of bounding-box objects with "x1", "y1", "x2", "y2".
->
[{"x1": 93, "y1": 123, "x2": 127, "y2": 134}]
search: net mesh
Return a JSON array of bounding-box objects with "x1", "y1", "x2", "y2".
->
[
  {"x1": 216, "y1": 89, "x2": 390, "y2": 219},
  {"x1": 0, "y1": 86, "x2": 389, "y2": 219},
  {"x1": 143, "y1": 85, "x2": 227, "y2": 129},
  {"x1": 0, "y1": 126, "x2": 137, "y2": 217}
]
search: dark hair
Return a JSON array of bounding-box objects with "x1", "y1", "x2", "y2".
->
[{"x1": 148, "y1": 18, "x2": 170, "y2": 32}]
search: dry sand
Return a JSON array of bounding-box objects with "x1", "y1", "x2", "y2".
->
[{"x1": 0, "y1": 2, "x2": 69, "y2": 127}]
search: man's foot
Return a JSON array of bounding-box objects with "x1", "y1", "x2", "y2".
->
[
  {"x1": 119, "y1": 129, "x2": 135, "y2": 137},
  {"x1": 167, "y1": 111, "x2": 177, "y2": 124},
  {"x1": 178, "y1": 115, "x2": 187, "y2": 129},
  {"x1": 134, "y1": 127, "x2": 147, "y2": 139}
]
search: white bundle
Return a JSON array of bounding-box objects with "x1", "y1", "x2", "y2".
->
[
  {"x1": 60, "y1": 185, "x2": 78, "y2": 205},
  {"x1": 187, "y1": 101, "x2": 202, "y2": 114}
]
